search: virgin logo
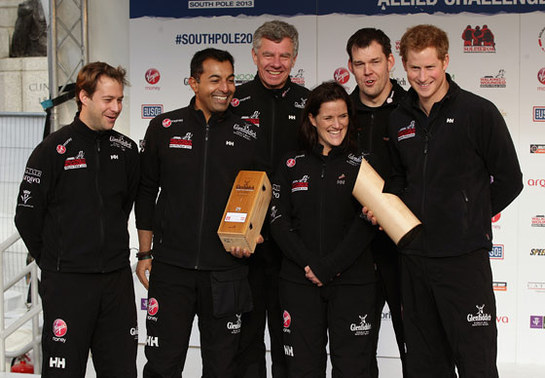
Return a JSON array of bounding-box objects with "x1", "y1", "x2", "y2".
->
[
  {"x1": 231, "y1": 98, "x2": 240, "y2": 107},
  {"x1": 53, "y1": 319, "x2": 67, "y2": 337},
  {"x1": 491, "y1": 213, "x2": 501, "y2": 223},
  {"x1": 283, "y1": 310, "x2": 291, "y2": 328},
  {"x1": 145, "y1": 68, "x2": 161, "y2": 85},
  {"x1": 148, "y1": 298, "x2": 159, "y2": 316},
  {"x1": 334, "y1": 68, "x2": 350, "y2": 85},
  {"x1": 538, "y1": 68, "x2": 545, "y2": 85}
]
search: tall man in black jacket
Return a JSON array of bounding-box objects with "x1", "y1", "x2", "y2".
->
[
  {"x1": 15, "y1": 62, "x2": 139, "y2": 377},
  {"x1": 135, "y1": 48, "x2": 260, "y2": 377},
  {"x1": 386, "y1": 24, "x2": 523, "y2": 377},
  {"x1": 230, "y1": 20, "x2": 309, "y2": 378},
  {"x1": 346, "y1": 28, "x2": 408, "y2": 377}
]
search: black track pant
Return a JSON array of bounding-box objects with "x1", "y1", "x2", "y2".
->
[
  {"x1": 40, "y1": 267, "x2": 137, "y2": 377},
  {"x1": 370, "y1": 233, "x2": 407, "y2": 377},
  {"x1": 401, "y1": 249, "x2": 498, "y2": 378},
  {"x1": 143, "y1": 261, "x2": 251, "y2": 378},
  {"x1": 235, "y1": 240, "x2": 286, "y2": 378},
  {"x1": 280, "y1": 279, "x2": 377, "y2": 378}
]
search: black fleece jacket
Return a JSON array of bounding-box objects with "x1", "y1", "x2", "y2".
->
[{"x1": 270, "y1": 146, "x2": 376, "y2": 286}]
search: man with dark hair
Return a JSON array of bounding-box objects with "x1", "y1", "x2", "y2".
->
[
  {"x1": 135, "y1": 48, "x2": 260, "y2": 377},
  {"x1": 230, "y1": 20, "x2": 309, "y2": 378},
  {"x1": 386, "y1": 24, "x2": 523, "y2": 377},
  {"x1": 346, "y1": 27, "x2": 407, "y2": 377},
  {"x1": 15, "y1": 61, "x2": 139, "y2": 377}
]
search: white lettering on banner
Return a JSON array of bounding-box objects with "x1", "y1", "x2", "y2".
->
[
  {"x1": 378, "y1": 0, "x2": 545, "y2": 6},
  {"x1": 188, "y1": 1, "x2": 255, "y2": 9}
]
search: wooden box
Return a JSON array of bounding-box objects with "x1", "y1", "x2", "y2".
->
[{"x1": 218, "y1": 170, "x2": 272, "y2": 253}]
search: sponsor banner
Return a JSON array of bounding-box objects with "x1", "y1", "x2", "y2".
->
[
  {"x1": 530, "y1": 144, "x2": 545, "y2": 153},
  {"x1": 130, "y1": 0, "x2": 544, "y2": 18},
  {"x1": 493, "y1": 281, "x2": 507, "y2": 291}
]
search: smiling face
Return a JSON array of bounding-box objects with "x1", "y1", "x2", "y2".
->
[
  {"x1": 348, "y1": 40, "x2": 394, "y2": 107},
  {"x1": 403, "y1": 46, "x2": 449, "y2": 114},
  {"x1": 79, "y1": 76, "x2": 124, "y2": 132},
  {"x1": 252, "y1": 37, "x2": 297, "y2": 89},
  {"x1": 309, "y1": 99, "x2": 349, "y2": 156},
  {"x1": 189, "y1": 58, "x2": 235, "y2": 121}
]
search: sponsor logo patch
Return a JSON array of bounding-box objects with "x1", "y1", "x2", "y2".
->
[
  {"x1": 398, "y1": 121, "x2": 416, "y2": 141},
  {"x1": 291, "y1": 175, "x2": 309, "y2": 192}
]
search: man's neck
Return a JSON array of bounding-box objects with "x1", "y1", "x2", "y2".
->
[{"x1": 359, "y1": 79, "x2": 393, "y2": 108}]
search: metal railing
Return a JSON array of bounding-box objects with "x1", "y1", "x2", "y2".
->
[{"x1": 0, "y1": 232, "x2": 42, "y2": 373}]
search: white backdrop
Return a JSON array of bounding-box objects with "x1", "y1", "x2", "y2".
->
[{"x1": 129, "y1": 1, "x2": 545, "y2": 365}]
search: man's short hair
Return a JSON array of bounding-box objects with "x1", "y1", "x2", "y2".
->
[
  {"x1": 400, "y1": 24, "x2": 449, "y2": 62},
  {"x1": 75, "y1": 62, "x2": 128, "y2": 111},
  {"x1": 190, "y1": 48, "x2": 234, "y2": 81},
  {"x1": 253, "y1": 20, "x2": 299, "y2": 57},
  {"x1": 346, "y1": 28, "x2": 392, "y2": 61}
]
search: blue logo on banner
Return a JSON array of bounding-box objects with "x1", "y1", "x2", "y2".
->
[
  {"x1": 534, "y1": 106, "x2": 545, "y2": 122},
  {"x1": 489, "y1": 244, "x2": 504, "y2": 260},
  {"x1": 142, "y1": 105, "x2": 164, "y2": 119}
]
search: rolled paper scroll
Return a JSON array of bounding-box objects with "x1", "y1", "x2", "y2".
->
[{"x1": 352, "y1": 159, "x2": 422, "y2": 248}]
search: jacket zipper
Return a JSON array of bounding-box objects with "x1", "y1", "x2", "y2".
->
[
  {"x1": 195, "y1": 123, "x2": 210, "y2": 269},
  {"x1": 269, "y1": 96, "x2": 277, "y2": 168},
  {"x1": 421, "y1": 130, "x2": 430, "y2": 217},
  {"x1": 95, "y1": 138, "x2": 105, "y2": 272},
  {"x1": 319, "y1": 158, "x2": 326, "y2": 256}
]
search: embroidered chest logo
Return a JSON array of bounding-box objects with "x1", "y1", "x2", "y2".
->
[
  {"x1": 294, "y1": 97, "x2": 307, "y2": 109},
  {"x1": 233, "y1": 123, "x2": 257, "y2": 141},
  {"x1": 337, "y1": 174, "x2": 346, "y2": 185},
  {"x1": 291, "y1": 175, "x2": 309, "y2": 192},
  {"x1": 347, "y1": 153, "x2": 363, "y2": 167},
  {"x1": 169, "y1": 132, "x2": 193, "y2": 149},
  {"x1": 398, "y1": 120, "x2": 416, "y2": 141},
  {"x1": 242, "y1": 110, "x2": 260, "y2": 127},
  {"x1": 64, "y1": 151, "x2": 87, "y2": 170}
]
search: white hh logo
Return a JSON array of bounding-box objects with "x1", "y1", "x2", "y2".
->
[
  {"x1": 446, "y1": 118, "x2": 455, "y2": 124},
  {"x1": 111, "y1": 155, "x2": 119, "y2": 160},
  {"x1": 146, "y1": 336, "x2": 159, "y2": 347},
  {"x1": 284, "y1": 345, "x2": 294, "y2": 357},
  {"x1": 288, "y1": 115, "x2": 296, "y2": 120},
  {"x1": 49, "y1": 357, "x2": 66, "y2": 369}
]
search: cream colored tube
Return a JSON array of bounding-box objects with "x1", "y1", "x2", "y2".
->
[{"x1": 352, "y1": 159, "x2": 422, "y2": 248}]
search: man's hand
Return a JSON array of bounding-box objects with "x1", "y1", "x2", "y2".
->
[
  {"x1": 362, "y1": 206, "x2": 383, "y2": 231},
  {"x1": 136, "y1": 259, "x2": 152, "y2": 290},
  {"x1": 304, "y1": 266, "x2": 323, "y2": 287},
  {"x1": 228, "y1": 234, "x2": 264, "y2": 258}
]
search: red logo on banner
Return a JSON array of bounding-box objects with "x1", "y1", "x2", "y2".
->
[
  {"x1": 491, "y1": 213, "x2": 501, "y2": 223},
  {"x1": 334, "y1": 68, "x2": 350, "y2": 85},
  {"x1": 538, "y1": 68, "x2": 545, "y2": 85},
  {"x1": 145, "y1": 68, "x2": 161, "y2": 85}
]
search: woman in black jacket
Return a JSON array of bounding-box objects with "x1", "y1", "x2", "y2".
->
[{"x1": 270, "y1": 81, "x2": 377, "y2": 377}]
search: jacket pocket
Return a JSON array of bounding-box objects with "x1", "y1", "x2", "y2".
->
[{"x1": 210, "y1": 265, "x2": 252, "y2": 318}]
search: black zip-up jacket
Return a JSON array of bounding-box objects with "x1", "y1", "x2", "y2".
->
[
  {"x1": 135, "y1": 98, "x2": 259, "y2": 271},
  {"x1": 386, "y1": 75, "x2": 523, "y2": 257},
  {"x1": 15, "y1": 117, "x2": 139, "y2": 273},
  {"x1": 231, "y1": 75, "x2": 309, "y2": 176},
  {"x1": 350, "y1": 79, "x2": 407, "y2": 179},
  {"x1": 231, "y1": 75, "x2": 309, "y2": 265},
  {"x1": 270, "y1": 146, "x2": 376, "y2": 286}
]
